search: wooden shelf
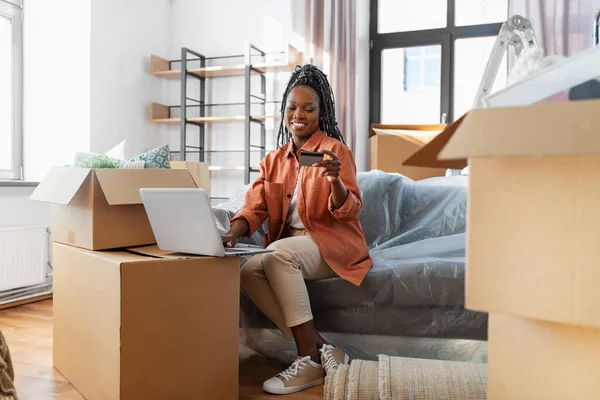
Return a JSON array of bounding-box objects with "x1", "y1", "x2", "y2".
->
[
  {"x1": 150, "y1": 44, "x2": 303, "y2": 80},
  {"x1": 151, "y1": 115, "x2": 281, "y2": 125},
  {"x1": 151, "y1": 61, "x2": 297, "y2": 79},
  {"x1": 150, "y1": 103, "x2": 280, "y2": 125}
]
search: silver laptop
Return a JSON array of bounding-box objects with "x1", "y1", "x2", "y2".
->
[{"x1": 139, "y1": 188, "x2": 272, "y2": 257}]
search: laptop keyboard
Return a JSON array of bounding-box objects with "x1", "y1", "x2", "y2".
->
[{"x1": 224, "y1": 247, "x2": 249, "y2": 254}]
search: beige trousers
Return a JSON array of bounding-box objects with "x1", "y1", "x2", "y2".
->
[{"x1": 240, "y1": 228, "x2": 337, "y2": 340}]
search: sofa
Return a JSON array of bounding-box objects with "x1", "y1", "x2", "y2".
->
[{"x1": 213, "y1": 170, "x2": 488, "y2": 363}]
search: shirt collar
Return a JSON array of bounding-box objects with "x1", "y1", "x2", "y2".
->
[{"x1": 286, "y1": 129, "x2": 326, "y2": 157}]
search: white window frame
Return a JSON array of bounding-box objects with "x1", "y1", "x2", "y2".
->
[{"x1": 0, "y1": 0, "x2": 23, "y2": 180}]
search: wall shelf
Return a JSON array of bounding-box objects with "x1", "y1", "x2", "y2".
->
[
  {"x1": 149, "y1": 42, "x2": 301, "y2": 191},
  {"x1": 150, "y1": 43, "x2": 301, "y2": 82},
  {"x1": 150, "y1": 103, "x2": 280, "y2": 125},
  {"x1": 150, "y1": 57, "x2": 299, "y2": 79}
]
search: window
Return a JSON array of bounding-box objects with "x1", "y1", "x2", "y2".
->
[
  {"x1": 403, "y1": 46, "x2": 441, "y2": 91},
  {"x1": 370, "y1": 0, "x2": 508, "y2": 124},
  {"x1": 0, "y1": 0, "x2": 23, "y2": 180},
  {"x1": 381, "y1": 46, "x2": 441, "y2": 124}
]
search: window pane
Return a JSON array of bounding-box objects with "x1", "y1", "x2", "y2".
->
[
  {"x1": 423, "y1": 60, "x2": 440, "y2": 86},
  {"x1": 404, "y1": 59, "x2": 421, "y2": 91},
  {"x1": 378, "y1": 0, "x2": 447, "y2": 33},
  {"x1": 453, "y1": 36, "x2": 508, "y2": 118},
  {"x1": 455, "y1": 0, "x2": 508, "y2": 26},
  {"x1": 405, "y1": 47, "x2": 422, "y2": 58},
  {"x1": 381, "y1": 46, "x2": 441, "y2": 124},
  {"x1": 0, "y1": 15, "x2": 12, "y2": 170}
]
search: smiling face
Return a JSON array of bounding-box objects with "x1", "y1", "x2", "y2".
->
[{"x1": 284, "y1": 86, "x2": 321, "y2": 145}]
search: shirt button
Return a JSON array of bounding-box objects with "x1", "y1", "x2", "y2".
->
[{"x1": 287, "y1": 194, "x2": 292, "y2": 199}]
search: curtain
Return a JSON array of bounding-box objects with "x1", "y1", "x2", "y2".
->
[
  {"x1": 509, "y1": 0, "x2": 600, "y2": 57},
  {"x1": 291, "y1": 0, "x2": 357, "y2": 153}
]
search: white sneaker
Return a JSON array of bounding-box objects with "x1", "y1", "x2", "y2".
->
[
  {"x1": 319, "y1": 344, "x2": 350, "y2": 375},
  {"x1": 262, "y1": 356, "x2": 325, "y2": 395}
]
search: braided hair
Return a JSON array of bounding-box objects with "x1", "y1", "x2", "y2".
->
[{"x1": 277, "y1": 64, "x2": 345, "y2": 148}]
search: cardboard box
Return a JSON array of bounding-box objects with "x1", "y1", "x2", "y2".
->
[
  {"x1": 369, "y1": 124, "x2": 448, "y2": 181},
  {"x1": 29, "y1": 166, "x2": 208, "y2": 250},
  {"x1": 488, "y1": 313, "x2": 600, "y2": 399},
  {"x1": 52, "y1": 243, "x2": 240, "y2": 400},
  {"x1": 404, "y1": 99, "x2": 600, "y2": 329},
  {"x1": 171, "y1": 161, "x2": 210, "y2": 197}
]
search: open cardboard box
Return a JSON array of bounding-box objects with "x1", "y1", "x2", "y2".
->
[
  {"x1": 404, "y1": 99, "x2": 600, "y2": 329},
  {"x1": 369, "y1": 123, "x2": 448, "y2": 180},
  {"x1": 30, "y1": 163, "x2": 209, "y2": 250},
  {"x1": 170, "y1": 160, "x2": 210, "y2": 196},
  {"x1": 52, "y1": 243, "x2": 240, "y2": 400}
]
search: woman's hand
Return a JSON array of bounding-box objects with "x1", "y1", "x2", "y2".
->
[
  {"x1": 222, "y1": 219, "x2": 249, "y2": 248},
  {"x1": 313, "y1": 149, "x2": 341, "y2": 183},
  {"x1": 313, "y1": 149, "x2": 349, "y2": 209},
  {"x1": 221, "y1": 234, "x2": 238, "y2": 248}
]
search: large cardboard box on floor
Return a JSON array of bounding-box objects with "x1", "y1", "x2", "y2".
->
[
  {"x1": 488, "y1": 313, "x2": 600, "y2": 399},
  {"x1": 404, "y1": 99, "x2": 600, "y2": 328},
  {"x1": 52, "y1": 243, "x2": 239, "y2": 400},
  {"x1": 29, "y1": 162, "x2": 209, "y2": 250},
  {"x1": 369, "y1": 124, "x2": 448, "y2": 181}
]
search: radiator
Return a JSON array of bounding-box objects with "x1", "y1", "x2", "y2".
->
[{"x1": 0, "y1": 226, "x2": 52, "y2": 301}]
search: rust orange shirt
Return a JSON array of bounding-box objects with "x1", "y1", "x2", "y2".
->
[{"x1": 231, "y1": 130, "x2": 372, "y2": 286}]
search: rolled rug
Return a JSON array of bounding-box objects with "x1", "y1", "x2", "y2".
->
[
  {"x1": 346, "y1": 360, "x2": 379, "y2": 400},
  {"x1": 0, "y1": 330, "x2": 18, "y2": 400},
  {"x1": 379, "y1": 355, "x2": 486, "y2": 400},
  {"x1": 324, "y1": 363, "x2": 349, "y2": 400}
]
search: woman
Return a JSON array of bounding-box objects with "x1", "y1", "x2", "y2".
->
[{"x1": 223, "y1": 64, "x2": 372, "y2": 395}]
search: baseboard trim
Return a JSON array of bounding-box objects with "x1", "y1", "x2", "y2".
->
[{"x1": 0, "y1": 293, "x2": 53, "y2": 310}]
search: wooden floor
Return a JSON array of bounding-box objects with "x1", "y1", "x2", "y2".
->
[{"x1": 0, "y1": 300, "x2": 322, "y2": 400}]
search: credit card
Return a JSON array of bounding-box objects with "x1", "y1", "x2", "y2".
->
[{"x1": 299, "y1": 151, "x2": 324, "y2": 166}]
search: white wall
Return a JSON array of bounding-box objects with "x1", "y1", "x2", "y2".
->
[
  {"x1": 169, "y1": 0, "x2": 292, "y2": 57},
  {"x1": 0, "y1": 187, "x2": 50, "y2": 229},
  {"x1": 23, "y1": 0, "x2": 91, "y2": 182},
  {"x1": 23, "y1": 0, "x2": 171, "y2": 181},
  {"x1": 168, "y1": 0, "x2": 293, "y2": 200},
  {"x1": 90, "y1": 0, "x2": 171, "y2": 158}
]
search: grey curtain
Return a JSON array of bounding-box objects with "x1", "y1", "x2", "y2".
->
[
  {"x1": 509, "y1": 0, "x2": 600, "y2": 56},
  {"x1": 291, "y1": 0, "x2": 357, "y2": 153}
]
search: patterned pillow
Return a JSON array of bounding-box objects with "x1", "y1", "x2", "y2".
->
[
  {"x1": 122, "y1": 160, "x2": 146, "y2": 169},
  {"x1": 130, "y1": 144, "x2": 171, "y2": 169}
]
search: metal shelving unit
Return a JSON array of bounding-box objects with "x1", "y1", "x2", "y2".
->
[{"x1": 149, "y1": 42, "x2": 301, "y2": 185}]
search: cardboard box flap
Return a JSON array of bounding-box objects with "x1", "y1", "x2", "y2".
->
[
  {"x1": 369, "y1": 123, "x2": 445, "y2": 137},
  {"x1": 57, "y1": 243, "x2": 150, "y2": 264},
  {"x1": 94, "y1": 169, "x2": 198, "y2": 205},
  {"x1": 126, "y1": 245, "x2": 208, "y2": 260},
  {"x1": 29, "y1": 167, "x2": 92, "y2": 205},
  {"x1": 182, "y1": 168, "x2": 204, "y2": 189},
  {"x1": 439, "y1": 99, "x2": 600, "y2": 160},
  {"x1": 402, "y1": 114, "x2": 469, "y2": 169},
  {"x1": 84, "y1": 248, "x2": 150, "y2": 264},
  {"x1": 371, "y1": 128, "x2": 440, "y2": 146}
]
